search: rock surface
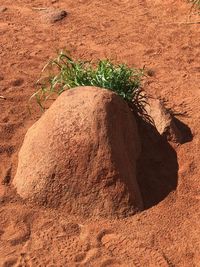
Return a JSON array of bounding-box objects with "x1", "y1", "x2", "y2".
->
[
  {"x1": 13, "y1": 87, "x2": 143, "y2": 218},
  {"x1": 41, "y1": 8, "x2": 68, "y2": 23},
  {"x1": 146, "y1": 98, "x2": 182, "y2": 143}
]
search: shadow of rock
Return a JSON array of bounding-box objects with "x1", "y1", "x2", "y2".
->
[
  {"x1": 137, "y1": 120, "x2": 179, "y2": 209},
  {"x1": 173, "y1": 117, "x2": 193, "y2": 144}
]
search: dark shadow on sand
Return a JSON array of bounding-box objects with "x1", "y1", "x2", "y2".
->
[
  {"x1": 173, "y1": 117, "x2": 193, "y2": 144},
  {"x1": 136, "y1": 120, "x2": 178, "y2": 209},
  {"x1": 137, "y1": 116, "x2": 193, "y2": 209}
]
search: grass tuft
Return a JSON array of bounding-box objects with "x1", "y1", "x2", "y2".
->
[
  {"x1": 189, "y1": 0, "x2": 200, "y2": 10},
  {"x1": 31, "y1": 52, "x2": 148, "y2": 119}
]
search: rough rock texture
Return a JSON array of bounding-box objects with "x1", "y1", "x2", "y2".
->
[
  {"x1": 146, "y1": 98, "x2": 182, "y2": 143},
  {"x1": 41, "y1": 8, "x2": 68, "y2": 23},
  {"x1": 13, "y1": 87, "x2": 143, "y2": 218}
]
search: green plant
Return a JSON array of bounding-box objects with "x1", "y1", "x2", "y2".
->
[
  {"x1": 31, "y1": 52, "x2": 148, "y2": 118},
  {"x1": 189, "y1": 0, "x2": 200, "y2": 10}
]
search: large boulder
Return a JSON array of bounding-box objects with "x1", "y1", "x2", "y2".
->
[{"x1": 13, "y1": 87, "x2": 143, "y2": 218}]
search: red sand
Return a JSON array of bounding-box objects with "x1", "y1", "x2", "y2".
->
[{"x1": 0, "y1": 0, "x2": 200, "y2": 266}]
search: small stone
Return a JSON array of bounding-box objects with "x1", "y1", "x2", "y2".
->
[
  {"x1": 0, "y1": 6, "x2": 7, "y2": 13},
  {"x1": 11, "y1": 78, "x2": 24, "y2": 87},
  {"x1": 42, "y1": 9, "x2": 68, "y2": 23},
  {"x1": 147, "y1": 68, "x2": 155, "y2": 77},
  {"x1": 145, "y1": 98, "x2": 183, "y2": 143},
  {"x1": 50, "y1": 10, "x2": 67, "y2": 23}
]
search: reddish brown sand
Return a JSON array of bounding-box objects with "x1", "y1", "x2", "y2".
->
[{"x1": 0, "y1": 0, "x2": 200, "y2": 266}]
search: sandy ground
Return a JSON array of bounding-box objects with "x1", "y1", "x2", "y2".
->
[{"x1": 0, "y1": 0, "x2": 200, "y2": 266}]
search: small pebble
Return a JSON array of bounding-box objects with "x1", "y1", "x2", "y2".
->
[
  {"x1": 50, "y1": 10, "x2": 68, "y2": 23},
  {"x1": 42, "y1": 9, "x2": 68, "y2": 23},
  {"x1": 147, "y1": 69, "x2": 155, "y2": 77},
  {"x1": 0, "y1": 6, "x2": 7, "y2": 12},
  {"x1": 11, "y1": 78, "x2": 24, "y2": 87}
]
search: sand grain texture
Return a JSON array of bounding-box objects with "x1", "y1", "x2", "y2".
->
[{"x1": 0, "y1": 0, "x2": 200, "y2": 266}]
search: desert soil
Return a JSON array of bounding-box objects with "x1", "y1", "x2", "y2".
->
[{"x1": 0, "y1": 0, "x2": 200, "y2": 266}]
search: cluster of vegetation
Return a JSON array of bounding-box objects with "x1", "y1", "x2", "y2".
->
[
  {"x1": 31, "y1": 52, "x2": 148, "y2": 118},
  {"x1": 190, "y1": 0, "x2": 200, "y2": 10}
]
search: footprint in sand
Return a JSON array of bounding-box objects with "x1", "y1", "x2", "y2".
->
[
  {"x1": 20, "y1": 220, "x2": 90, "y2": 266},
  {"x1": 73, "y1": 226, "x2": 170, "y2": 267},
  {"x1": 1, "y1": 221, "x2": 169, "y2": 267},
  {"x1": 98, "y1": 230, "x2": 170, "y2": 267},
  {"x1": 74, "y1": 226, "x2": 134, "y2": 267},
  {"x1": 0, "y1": 221, "x2": 30, "y2": 246}
]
